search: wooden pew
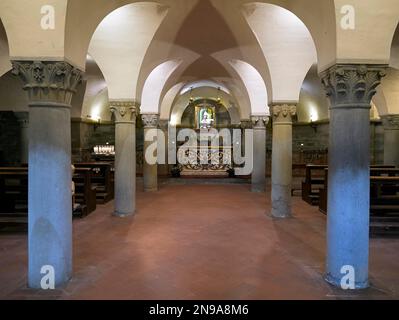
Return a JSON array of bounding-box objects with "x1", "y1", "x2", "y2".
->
[
  {"x1": 73, "y1": 168, "x2": 97, "y2": 217},
  {"x1": 319, "y1": 167, "x2": 399, "y2": 214},
  {"x1": 301, "y1": 165, "x2": 328, "y2": 205},
  {"x1": 0, "y1": 171, "x2": 28, "y2": 224},
  {"x1": 318, "y1": 168, "x2": 399, "y2": 235},
  {"x1": 0, "y1": 166, "x2": 96, "y2": 225},
  {"x1": 74, "y1": 162, "x2": 114, "y2": 204},
  {"x1": 291, "y1": 164, "x2": 307, "y2": 196},
  {"x1": 370, "y1": 176, "x2": 399, "y2": 235},
  {"x1": 318, "y1": 169, "x2": 328, "y2": 214}
]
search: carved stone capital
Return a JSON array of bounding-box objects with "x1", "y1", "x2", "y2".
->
[
  {"x1": 251, "y1": 116, "x2": 269, "y2": 129},
  {"x1": 110, "y1": 100, "x2": 137, "y2": 124},
  {"x1": 271, "y1": 104, "x2": 297, "y2": 124},
  {"x1": 12, "y1": 61, "x2": 83, "y2": 107},
  {"x1": 141, "y1": 114, "x2": 159, "y2": 129},
  {"x1": 381, "y1": 115, "x2": 399, "y2": 130},
  {"x1": 320, "y1": 64, "x2": 387, "y2": 109}
]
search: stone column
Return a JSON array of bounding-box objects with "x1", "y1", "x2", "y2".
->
[
  {"x1": 381, "y1": 115, "x2": 399, "y2": 166},
  {"x1": 271, "y1": 104, "x2": 296, "y2": 218},
  {"x1": 15, "y1": 112, "x2": 29, "y2": 164},
  {"x1": 141, "y1": 114, "x2": 159, "y2": 192},
  {"x1": 110, "y1": 101, "x2": 137, "y2": 217},
  {"x1": 321, "y1": 64, "x2": 386, "y2": 289},
  {"x1": 12, "y1": 61, "x2": 83, "y2": 288},
  {"x1": 251, "y1": 116, "x2": 269, "y2": 192},
  {"x1": 158, "y1": 120, "x2": 169, "y2": 176}
]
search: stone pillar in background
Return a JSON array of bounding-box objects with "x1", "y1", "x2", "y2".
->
[
  {"x1": 271, "y1": 104, "x2": 296, "y2": 218},
  {"x1": 158, "y1": 120, "x2": 169, "y2": 176},
  {"x1": 321, "y1": 64, "x2": 386, "y2": 289},
  {"x1": 110, "y1": 101, "x2": 137, "y2": 217},
  {"x1": 251, "y1": 116, "x2": 269, "y2": 192},
  {"x1": 14, "y1": 112, "x2": 29, "y2": 164},
  {"x1": 12, "y1": 61, "x2": 83, "y2": 288},
  {"x1": 142, "y1": 114, "x2": 159, "y2": 192},
  {"x1": 381, "y1": 115, "x2": 399, "y2": 166},
  {"x1": 240, "y1": 120, "x2": 252, "y2": 155}
]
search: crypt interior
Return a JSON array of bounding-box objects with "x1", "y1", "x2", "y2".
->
[{"x1": 0, "y1": 0, "x2": 399, "y2": 299}]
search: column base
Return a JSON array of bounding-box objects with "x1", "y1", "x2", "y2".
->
[
  {"x1": 144, "y1": 187, "x2": 158, "y2": 192},
  {"x1": 28, "y1": 276, "x2": 71, "y2": 290},
  {"x1": 325, "y1": 273, "x2": 369, "y2": 290},
  {"x1": 113, "y1": 211, "x2": 135, "y2": 218},
  {"x1": 271, "y1": 184, "x2": 292, "y2": 218}
]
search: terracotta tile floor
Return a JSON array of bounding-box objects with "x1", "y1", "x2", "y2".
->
[{"x1": 1, "y1": 180, "x2": 399, "y2": 300}]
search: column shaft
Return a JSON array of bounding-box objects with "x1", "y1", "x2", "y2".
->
[
  {"x1": 158, "y1": 120, "x2": 169, "y2": 176},
  {"x1": 381, "y1": 115, "x2": 399, "y2": 166},
  {"x1": 142, "y1": 114, "x2": 159, "y2": 192},
  {"x1": 271, "y1": 105, "x2": 296, "y2": 218},
  {"x1": 111, "y1": 101, "x2": 137, "y2": 216},
  {"x1": 321, "y1": 64, "x2": 386, "y2": 289},
  {"x1": 12, "y1": 61, "x2": 83, "y2": 288},
  {"x1": 251, "y1": 116, "x2": 268, "y2": 192},
  {"x1": 29, "y1": 105, "x2": 73, "y2": 288}
]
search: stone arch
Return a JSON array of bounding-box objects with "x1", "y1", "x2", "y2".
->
[{"x1": 0, "y1": 18, "x2": 11, "y2": 78}]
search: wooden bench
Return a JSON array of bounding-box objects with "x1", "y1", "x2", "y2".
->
[
  {"x1": 370, "y1": 176, "x2": 399, "y2": 235},
  {"x1": 73, "y1": 168, "x2": 97, "y2": 217},
  {"x1": 74, "y1": 162, "x2": 114, "y2": 204},
  {"x1": 301, "y1": 165, "x2": 328, "y2": 205},
  {"x1": 0, "y1": 166, "x2": 95, "y2": 225},
  {"x1": 291, "y1": 164, "x2": 307, "y2": 196},
  {"x1": 0, "y1": 171, "x2": 28, "y2": 225},
  {"x1": 317, "y1": 169, "x2": 399, "y2": 235},
  {"x1": 319, "y1": 167, "x2": 399, "y2": 213},
  {"x1": 318, "y1": 169, "x2": 328, "y2": 214}
]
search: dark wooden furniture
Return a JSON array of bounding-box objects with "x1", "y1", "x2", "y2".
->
[
  {"x1": 0, "y1": 166, "x2": 97, "y2": 225},
  {"x1": 317, "y1": 167, "x2": 399, "y2": 235},
  {"x1": 318, "y1": 169, "x2": 328, "y2": 214},
  {"x1": 0, "y1": 171, "x2": 28, "y2": 224},
  {"x1": 73, "y1": 168, "x2": 97, "y2": 217},
  {"x1": 301, "y1": 165, "x2": 328, "y2": 205},
  {"x1": 74, "y1": 162, "x2": 114, "y2": 204},
  {"x1": 319, "y1": 167, "x2": 399, "y2": 214},
  {"x1": 370, "y1": 176, "x2": 399, "y2": 235}
]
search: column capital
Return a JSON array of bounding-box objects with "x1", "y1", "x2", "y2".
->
[
  {"x1": 251, "y1": 116, "x2": 269, "y2": 129},
  {"x1": 381, "y1": 114, "x2": 399, "y2": 130},
  {"x1": 320, "y1": 64, "x2": 387, "y2": 109},
  {"x1": 12, "y1": 61, "x2": 83, "y2": 107},
  {"x1": 141, "y1": 114, "x2": 159, "y2": 129},
  {"x1": 110, "y1": 100, "x2": 137, "y2": 124},
  {"x1": 271, "y1": 104, "x2": 297, "y2": 124}
]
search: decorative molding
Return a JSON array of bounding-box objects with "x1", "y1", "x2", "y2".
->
[
  {"x1": 271, "y1": 104, "x2": 297, "y2": 124},
  {"x1": 110, "y1": 100, "x2": 137, "y2": 124},
  {"x1": 320, "y1": 64, "x2": 387, "y2": 109},
  {"x1": 12, "y1": 61, "x2": 83, "y2": 106},
  {"x1": 251, "y1": 116, "x2": 269, "y2": 129},
  {"x1": 381, "y1": 115, "x2": 399, "y2": 130},
  {"x1": 141, "y1": 114, "x2": 159, "y2": 128}
]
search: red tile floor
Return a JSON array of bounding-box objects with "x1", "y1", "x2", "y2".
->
[{"x1": 0, "y1": 180, "x2": 398, "y2": 300}]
